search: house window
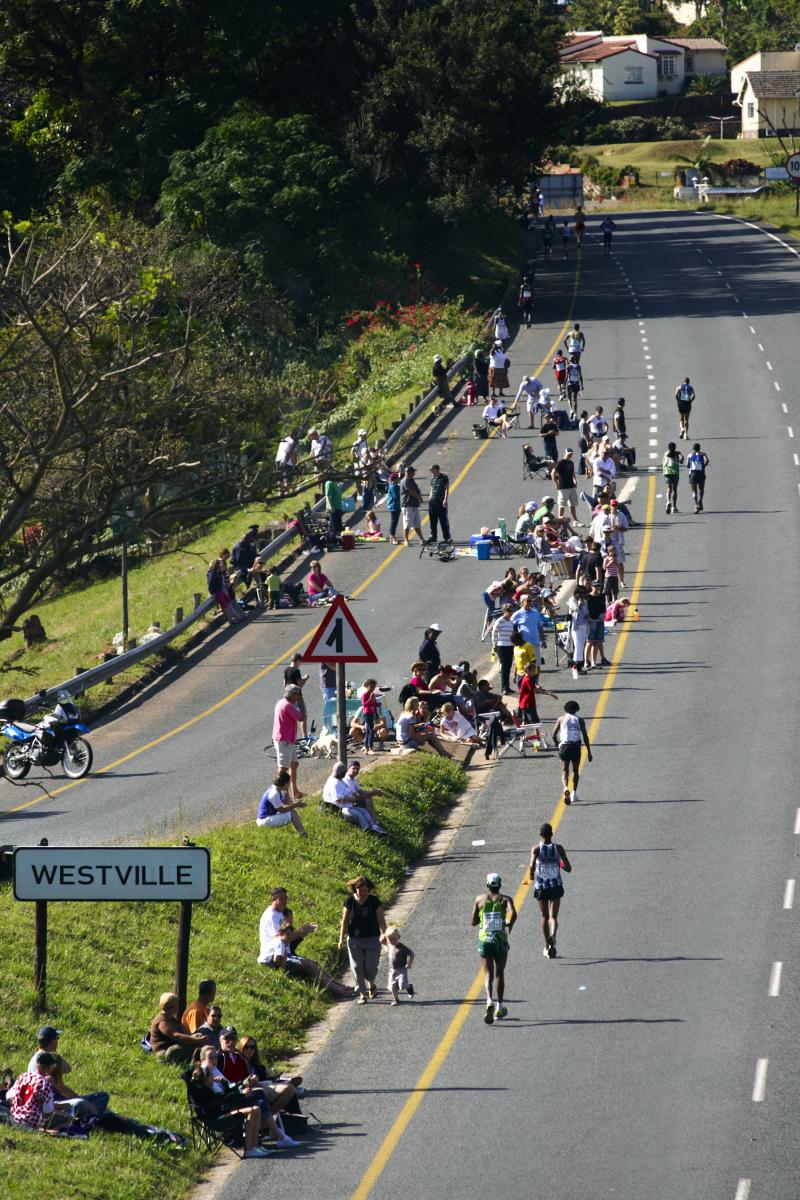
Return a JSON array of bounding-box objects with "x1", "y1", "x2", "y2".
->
[
  {"x1": 624, "y1": 67, "x2": 643, "y2": 84},
  {"x1": 747, "y1": 102, "x2": 755, "y2": 119},
  {"x1": 657, "y1": 54, "x2": 677, "y2": 79},
  {"x1": 685, "y1": 53, "x2": 695, "y2": 72}
]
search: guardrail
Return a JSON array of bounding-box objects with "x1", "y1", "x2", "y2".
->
[{"x1": 21, "y1": 306, "x2": 501, "y2": 714}]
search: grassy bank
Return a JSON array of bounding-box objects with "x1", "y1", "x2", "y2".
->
[
  {"x1": 704, "y1": 191, "x2": 800, "y2": 240},
  {"x1": 0, "y1": 214, "x2": 523, "y2": 705},
  {"x1": 0, "y1": 755, "x2": 466, "y2": 1200}
]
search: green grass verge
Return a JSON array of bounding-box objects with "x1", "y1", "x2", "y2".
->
[
  {"x1": 0, "y1": 755, "x2": 466, "y2": 1200},
  {"x1": 1, "y1": 214, "x2": 522, "y2": 705},
  {"x1": 581, "y1": 138, "x2": 776, "y2": 189},
  {"x1": 703, "y1": 191, "x2": 800, "y2": 239}
]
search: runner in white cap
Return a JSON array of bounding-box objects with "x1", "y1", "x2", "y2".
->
[{"x1": 471, "y1": 872, "x2": 517, "y2": 1023}]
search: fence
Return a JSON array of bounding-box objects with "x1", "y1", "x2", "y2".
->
[{"x1": 21, "y1": 306, "x2": 501, "y2": 715}]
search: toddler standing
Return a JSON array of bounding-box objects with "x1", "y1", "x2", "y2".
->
[{"x1": 382, "y1": 927, "x2": 415, "y2": 1006}]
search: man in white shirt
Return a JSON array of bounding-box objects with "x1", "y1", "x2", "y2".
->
[
  {"x1": 322, "y1": 762, "x2": 384, "y2": 832},
  {"x1": 516, "y1": 376, "x2": 547, "y2": 429},
  {"x1": 592, "y1": 451, "x2": 616, "y2": 494},
  {"x1": 308, "y1": 427, "x2": 332, "y2": 478},
  {"x1": 275, "y1": 434, "x2": 297, "y2": 495},
  {"x1": 351, "y1": 429, "x2": 370, "y2": 467},
  {"x1": 482, "y1": 399, "x2": 510, "y2": 437},
  {"x1": 588, "y1": 406, "x2": 608, "y2": 442}
]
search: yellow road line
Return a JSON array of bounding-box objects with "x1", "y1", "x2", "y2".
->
[
  {"x1": 350, "y1": 468, "x2": 656, "y2": 1200},
  {"x1": 2, "y1": 255, "x2": 582, "y2": 819}
]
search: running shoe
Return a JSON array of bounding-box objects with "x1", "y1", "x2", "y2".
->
[
  {"x1": 543, "y1": 945, "x2": 550, "y2": 957},
  {"x1": 496, "y1": 1005, "x2": 508, "y2": 1019},
  {"x1": 244, "y1": 1147, "x2": 272, "y2": 1159},
  {"x1": 571, "y1": 789, "x2": 579, "y2": 804},
  {"x1": 665, "y1": 503, "x2": 671, "y2": 514},
  {"x1": 600, "y1": 657, "x2": 612, "y2": 666},
  {"x1": 548, "y1": 939, "x2": 557, "y2": 959},
  {"x1": 563, "y1": 787, "x2": 571, "y2": 805},
  {"x1": 407, "y1": 983, "x2": 415, "y2": 997},
  {"x1": 484, "y1": 1003, "x2": 495, "y2": 1024}
]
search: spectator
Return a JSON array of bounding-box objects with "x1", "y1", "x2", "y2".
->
[
  {"x1": 271, "y1": 686, "x2": 304, "y2": 800},
  {"x1": 386, "y1": 470, "x2": 402, "y2": 544},
  {"x1": 271, "y1": 906, "x2": 353, "y2": 998},
  {"x1": 382, "y1": 927, "x2": 416, "y2": 1006},
  {"x1": 308, "y1": 427, "x2": 332, "y2": 479},
  {"x1": 439, "y1": 701, "x2": 481, "y2": 745},
  {"x1": 511, "y1": 594, "x2": 547, "y2": 668},
  {"x1": 473, "y1": 348, "x2": 489, "y2": 399},
  {"x1": 238, "y1": 1037, "x2": 304, "y2": 1102},
  {"x1": 491, "y1": 603, "x2": 516, "y2": 695},
  {"x1": 256, "y1": 769, "x2": 308, "y2": 835},
  {"x1": 396, "y1": 699, "x2": 451, "y2": 757},
  {"x1": 274, "y1": 432, "x2": 298, "y2": 495},
  {"x1": 307, "y1": 558, "x2": 336, "y2": 601},
  {"x1": 432, "y1": 355, "x2": 453, "y2": 406},
  {"x1": 283, "y1": 652, "x2": 309, "y2": 736},
  {"x1": 8, "y1": 1052, "x2": 71, "y2": 1132},
  {"x1": 149, "y1": 993, "x2": 206, "y2": 1064},
  {"x1": 488, "y1": 340, "x2": 510, "y2": 398},
  {"x1": 400, "y1": 465, "x2": 424, "y2": 546},
  {"x1": 418, "y1": 623, "x2": 442, "y2": 681},
  {"x1": 342, "y1": 760, "x2": 386, "y2": 829},
  {"x1": 265, "y1": 566, "x2": 282, "y2": 609},
  {"x1": 323, "y1": 762, "x2": 387, "y2": 831},
  {"x1": 195, "y1": 1005, "x2": 223, "y2": 1049},
  {"x1": 207, "y1": 558, "x2": 245, "y2": 624},
  {"x1": 474, "y1": 679, "x2": 513, "y2": 724},
  {"x1": 351, "y1": 427, "x2": 370, "y2": 470},
  {"x1": 187, "y1": 1045, "x2": 271, "y2": 1158},
  {"x1": 250, "y1": 556, "x2": 267, "y2": 607},
  {"x1": 428, "y1": 464, "x2": 451, "y2": 541},
  {"x1": 182, "y1": 980, "x2": 216, "y2": 1033},
  {"x1": 231, "y1": 527, "x2": 259, "y2": 592},
  {"x1": 338, "y1": 876, "x2": 388, "y2": 1004},
  {"x1": 360, "y1": 679, "x2": 381, "y2": 755},
  {"x1": 324, "y1": 476, "x2": 344, "y2": 537},
  {"x1": 319, "y1": 661, "x2": 336, "y2": 702}
]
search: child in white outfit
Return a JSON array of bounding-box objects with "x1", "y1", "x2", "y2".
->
[{"x1": 382, "y1": 927, "x2": 415, "y2": 1005}]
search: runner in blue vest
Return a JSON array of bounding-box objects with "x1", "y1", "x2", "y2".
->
[
  {"x1": 471, "y1": 873, "x2": 517, "y2": 1024},
  {"x1": 687, "y1": 443, "x2": 709, "y2": 513},
  {"x1": 529, "y1": 823, "x2": 572, "y2": 959}
]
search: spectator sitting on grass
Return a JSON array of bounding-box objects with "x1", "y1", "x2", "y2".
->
[
  {"x1": 438, "y1": 701, "x2": 481, "y2": 745},
  {"x1": 341, "y1": 761, "x2": 387, "y2": 832},
  {"x1": 195, "y1": 1005, "x2": 223, "y2": 1049},
  {"x1": 256, "y1": 769, "x2": 308, "y2": 836},
  {"x1": 150, "y1": 992, "x2": 206, "y2": 1065},
  {"x1": 207, "y1": 558, "x2": 245, "y2": 624},
  {"x1": 7, "y1": 1052, "x2": 72, "y2": 1133},
  {"x1": 257, "y1": 888, "x2": 352, "y2": 997},
  {"x1": 182, "y1": 979, "x2": 216, "y2": 1033},
  {"x1": 322, "y1": 762, "x2": 387, "y2": 833}
]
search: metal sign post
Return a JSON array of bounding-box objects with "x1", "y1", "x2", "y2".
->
[
  {"x1": 301, "y1": 596, "x2": 378, "y2": 768},
  {"x1": 14, "y1": 844, "x2": 210, "y2": 1013}
]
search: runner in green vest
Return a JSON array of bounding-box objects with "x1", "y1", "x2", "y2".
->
[
  {"x1": 471, "y1": 873, "x2": 517, "y2": 1024},
  {"x1": 662, "y1": 442, "x2": 684, "y2": 514}
]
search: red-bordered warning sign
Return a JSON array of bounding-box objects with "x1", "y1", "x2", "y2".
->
[{"x1": 301, "y1": 595, "x2": 378, "y2": 663}]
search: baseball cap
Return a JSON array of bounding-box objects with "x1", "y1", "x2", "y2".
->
[
  {"x1": 433, "y1": 354, "x2": 442, "y2": 362},
  {"x1": 430, "y1": 623, "x2": 442, "y2": 632},
  {"x1": 541, "y1": 496, "x2": 553, "y2": 505},
  {"x1": 610, "y1": 499, "x2": 619, "y2": 506},
  {"x1": 37, "y1": 1025, "x2": 62, "y2": 1042},
  {"x1": 219, "y1": 1026, "x2": 237, "y2": 1038},
  {"x1": 357, "y1": 428, "x2": 367, "y2": 437},
  {"x1": 486, "y1": 872, "x2": 502, "y2": 889}
]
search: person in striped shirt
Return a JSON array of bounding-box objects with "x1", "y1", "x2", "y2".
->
[{"x1": 491, "y1": 603, "x2": 517, "y2": 695}]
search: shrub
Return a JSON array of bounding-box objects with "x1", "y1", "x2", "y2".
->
[{"x1": 718, "y1": 158, "x2": 761, "y2": 178}]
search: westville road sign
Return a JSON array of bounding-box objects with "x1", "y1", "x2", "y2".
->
[{"x1": 13, "y1": 846, "x2": 211, "y2": 902}]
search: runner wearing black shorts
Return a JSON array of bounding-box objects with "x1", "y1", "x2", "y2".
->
[{"x1": 552, "y1": 700, "x2": 593, "y2": 805}]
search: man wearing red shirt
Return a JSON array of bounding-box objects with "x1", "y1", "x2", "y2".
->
[
  {"x1": 218, "y1": 1028, "x2": 249, "y2": 1084},
  {"x1": 517, "y1": 662, "x2": 558, "y2": 726}
]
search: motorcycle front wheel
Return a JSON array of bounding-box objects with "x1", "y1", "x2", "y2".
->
[
  {"x1": 3, "y1": 745, "x2": 31, "y2": 779},
  {"x1": 62, "y1": 737, "x2": 93, "y2": 779}
]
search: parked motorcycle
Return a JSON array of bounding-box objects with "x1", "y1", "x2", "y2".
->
[{"x1": 1, "y1": 692, "x2": 93, "y2": 780}]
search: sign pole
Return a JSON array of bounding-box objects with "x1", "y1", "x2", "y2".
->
[
  {"x1": 175, "y1": 900, "x2": 193, "y2": 1015},
  {"x1": 34, "y1": 899, "x2": 47, "y2": 1012},
  {"x1": 336, "y1": 662, "x2": 348, "y2": 766}
]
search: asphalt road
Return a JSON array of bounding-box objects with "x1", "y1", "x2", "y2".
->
[{"x1": 3, "y1": 211, "x2": 800, "y2": 1199}]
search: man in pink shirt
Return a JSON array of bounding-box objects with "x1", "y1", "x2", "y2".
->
[{"x1": 272, "y1": 685, "x2": 304, "y2": 799}]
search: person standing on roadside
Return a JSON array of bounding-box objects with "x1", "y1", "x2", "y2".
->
[
  {"x1": 271, "y1": 685, "x2": 304, "y2": 800},
  {"x1": 324, "y1": 475, "x2": 344, "y2": 538},
  {"x1": 308, "y1": 427, "x2": 333, "y2": 481},
  {"x1": 473, "y1": 348, "x2": 489, "y2": 399},
  {"x1": 675, "y1": 377, "x2": 695, "y2": 440},
  {"x1": 539, "y1": 410, "x2": 560, "y2": 464},
  {"x1": 552, "y1": 448, "x2": 580, "y2": 525},
  {"x1": 319, "y1": 662, "x2": 336, "y2": 703},
  {"x1": 529, "y1": 823, "x2": 571, "y2": 959},
  {"x1": 428, "y1": 464, "x2": 451, "y2": 541},
  {"x1": 687, "y1": 443, "x2": 709, "y2": 513},
  {"x1": 400, "y1": 465, "x2": 424, "y2": 545},
  {"x1": 339, "y1": 876, "x2": 387, "y2": 1005},
  {"x1": 491, "y1": 603, "x2": 517, "y2": 695},
  {"x1": 552, "y1": 700, "x2": 592, "y2": 805},
  {"x1": 511, "y1": 594, "x2": 547, "y2": 668},
  {"x1": 585, "y1": 579, "x2": 610, "y2": 669},
  {"x1": 472, "y1": 873, "x2": 517, "y2": 1024},
  {"x1": 432, "y1": 356, "x2": 454, "y2": 406},
  {"x1": 386, "y1": 470, "x2": 401, "y2": 544},
  {"x1": 283, "y1": 653, "x2": 309, "y2": 738},
  {"x1": 418, "y1": 623, "x2": 442, "y2": 681},
  {"x1": 274, "y1": 431, "x2": 298, "y2": 495}
]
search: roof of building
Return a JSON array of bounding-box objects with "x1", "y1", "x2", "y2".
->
[
  {"x1": 663, "y1": 37, "x2": 727, "y2": 52},
  {"x1": 561, "y1": 43, "x2": 654, "y2": 64},
  {"x1": 743, "y1": 70, "x2": 800, "y2": 99}
]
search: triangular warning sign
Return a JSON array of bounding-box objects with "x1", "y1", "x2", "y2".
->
[{"x1": 301, "y1": 595, "x2": 378, "y2": 663}]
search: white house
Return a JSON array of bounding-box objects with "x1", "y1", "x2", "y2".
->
[
  {"x1": 732, "y1": 51, "x2": 800, "y2": 138},
  {"x1": 560, "y1": 32, "x2": 726, "y2": 101}
]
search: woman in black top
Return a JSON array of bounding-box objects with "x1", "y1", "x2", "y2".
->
[{"x1": 338, "y1": 876, "x2": 387, "y2": 1004}]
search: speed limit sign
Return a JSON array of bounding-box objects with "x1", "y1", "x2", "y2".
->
[{"x1": 785, "y1": 153, "x2": 800, "y2": 179}]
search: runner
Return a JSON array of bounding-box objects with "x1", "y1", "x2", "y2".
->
[
  {"x1": 662, "y1": 442, "x2": 684, "y2": 514},
  {"x1": 519, "y1": 280, "x2": 533, "y2": 329},
  {"x1": 574, "y1": 206, "x2": 586, "y2": 245},
  {"x1": 674, "y1": 376, "x2": 695, "y2": 440},
  {"x1": 552, "y1": 349, "x2": 568, "y2": 398},
  {"x1": 541, "y1": 217, "x2": 554, "y2": 261},
  {"x1": 564, "y1": 323, "x2": 586, "y2": 362},
  {"x1": 552, "y1": 700, "x2": 592, "y2": 805},
  {"x1": 561, "y1": 220, "x2": 572, "y2": 258},
  {"x1": 601, "y1": 216, "x2": 616, "y2": 254},
  {"x1": 529, "y1": 823, "x2": 572, "y2": 959},
  {"x1": 687, "y1": 442, "x2": 709, "y2": 513},
  {"x1": 471, "y1": 873, "x2": 517, "y2": 1023},
  {"x1": 566, "y1": 356, "x2": 583, "y2": 419}
]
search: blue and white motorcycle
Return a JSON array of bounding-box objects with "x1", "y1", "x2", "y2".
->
[{"x1": 1, "y1": 691, "x2": 93, "y2": 780}]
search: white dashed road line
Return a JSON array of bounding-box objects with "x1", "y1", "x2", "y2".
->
[
  {"x1": 774, "y1": 382, "x2": 781, "y2": 391},
  {"x1": 783, "y1": 878, "x2": 795, "y2": 909},
  {"x1": 758, "y1": 343, "x2": 764, "y2": 351},
  {"x1": 787, "y1": 427, "x2": 794, "y2": 439},
  {"x1": 752, "y1": 1058, "x2": 768, "y2": 1103},
  {"x1": 794, "y1": 806, "x2": 800, "y2": 834},
  {"x1": 766, "y1": 361, "x2": 773, "y2": 370},
  {"x1": 794, "y1": 454, "x2": 800, "y2": 468},
  {"x1": 782, "y1": 403, "x2": 788, "y2": 414},
  {"x1": 750, "y1": 326, "x2": 756, "y2": 334},
  {"x1": 734, "y1": 1180, "x2": 751, "y2": 1200},
  {"x1": 768, "y1": 961, "x2": 782, "y2": 997}
]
